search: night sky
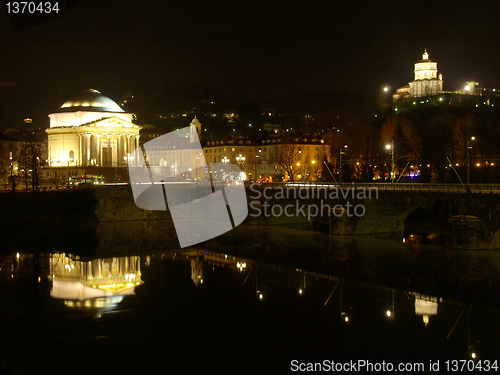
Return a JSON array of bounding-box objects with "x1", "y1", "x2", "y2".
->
[{"x1": 1, "y1": 0, "x2": 500, "y2": 126}]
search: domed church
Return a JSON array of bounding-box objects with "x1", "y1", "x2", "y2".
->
[{"x1": 46, "y1": 89, "x2": 141, "y2": 171}]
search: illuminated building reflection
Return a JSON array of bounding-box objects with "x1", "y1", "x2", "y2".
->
[
  {"x1": 179, "y1": 248, "x2": 254, "y2": 287},
  {"x1": 413, "y1": 293, "x2": 439, "y2": 327},
  {"x1": 49, "y1": 253, "x2": 143, "y2": 310}
]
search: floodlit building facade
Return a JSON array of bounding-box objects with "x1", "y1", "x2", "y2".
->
[
  {"x1": 46, "y1": 89, "x2": 142, "y2": 168},
  {"x1": 393, "y1": 50, "x2": 443, "y2": 102}
]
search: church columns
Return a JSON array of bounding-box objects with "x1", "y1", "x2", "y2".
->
[
  {"x1": 96, "y1": 134, "x2": 101, "y2": 166},
  {"x1": 126, "y1": 134, "x2": 131, "y2": 156},
  {"x1": 117, "y1": 134, "x2": 122, "y2": 165},
  {"x1": 111, "y1": 135, "x2": 117, "y2": 167},
  {"x1": 107, "y1": 135, "x2": 111, "y2": 167},
  {"x1": 86, "y1": 134, "x2": 91, "y2": 165},
  {"x1": 77, "y1": 134, "x2": 81, "y2": 166}
]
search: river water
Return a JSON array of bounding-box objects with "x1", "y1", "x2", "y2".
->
[{"x1": 1, "y1": 224, "x2": 499, "y2": 374}]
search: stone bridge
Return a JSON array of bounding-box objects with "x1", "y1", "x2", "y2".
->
[
  {"x1": 1, "y1": 182, "x2": 499, "y2": 251},
  {"x1": 245, "y1": 182, "x2": 500, "y2": 249}
]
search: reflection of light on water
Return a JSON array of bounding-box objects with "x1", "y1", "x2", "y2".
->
[
  {"x1": 64, "y1": 296, "x2": 124, "y2": 312},
  {"x1": 414, "y1": 295, "x2": 438, "y2": 327},
  {"x1": 49, "y1": 253, "x2": 143, "y2": 314}
]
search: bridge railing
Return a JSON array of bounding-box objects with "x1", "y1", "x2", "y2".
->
[{"x1": 245, "y1": 182, "x2": 500, "y2": 194}]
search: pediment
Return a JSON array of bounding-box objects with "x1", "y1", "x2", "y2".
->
[{"x1": 81, "y1": 116, "x2": 139, "y2": 129}]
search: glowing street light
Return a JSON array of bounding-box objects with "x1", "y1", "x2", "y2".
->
[
  {"x1": 236, "y1": 154, "x2": 245, "y2": 168},
  {"x1": 467, "y1": 136, "x2": 476, "y2": 188},
  {"x1": 123, "y1": 153, "x2": 134, "y2": 166},
  {"x1": 339, "y1": 145, "x2": 347, "y2": 184},
  {"x1": 386, "y1": 139, "x2": 395, "y2": 183}
]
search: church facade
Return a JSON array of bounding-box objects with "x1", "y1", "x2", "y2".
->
[
  {"x1": 393, "y1": 50, "x2": 443, "y2": 102},
  {"x1": 46, "y1": 89, "x2": 142, "y2": 168}
]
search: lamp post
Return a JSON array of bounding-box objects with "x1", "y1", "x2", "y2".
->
[
  {"x1": 123, "y1": 153, "x2": 134, "y2": 184},
  {"x1": 339, "y1": 145, "x2": 347, "y2": 184},
  {"x1": 386, "y1": 139, "x2": 394, "y2": 183},
  {"x1": 67, "y1": 157, "x2": 73, "y2": 186},
  {"x1": 195, "y1": 153, "x2": 201, "y2": 184},
  {"x1": 123, "y1": 153, "x2": 134, "y2": 166},
  {"x1": 236, "y1": 154, "x2": 245, "y2": 181},
  {"x1": 236, "y1": 154, "x2": 245, "y2": 168},
  {"x1": 222, "y1": 156, "x2": 229, "y2": 179},
  {"x1": 467, "y1": 136, "x2": 475, "y2": 188},
  {"x1": 9, "y1": 153, "x2": 14, "y2": 192}
]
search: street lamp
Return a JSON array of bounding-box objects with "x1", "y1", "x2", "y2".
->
[
  {"x1": 467, "y1": 136, "x2": 476, "y2": 188},
  {"x1": 385, "y1": 139, "x2": 395, "y2": 183},
  {"x1": 67, "y1": 157, "x2": 73, "y2": 186},
  {"x1": 123, "y1": 153, "x2": 134, "y2": 166},
  {"x1": 236, "y1": 154, "x2": 245, "y2": 169},
  {"x1": 222, "y1": 156, "x2": 230, "y2": 180},
  {"x1": 339, "y1": 145, "x2": 347, "y2": 184}
]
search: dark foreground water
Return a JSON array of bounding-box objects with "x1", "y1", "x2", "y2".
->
[{"x1": 1, "y1": 225, "x2": 499, "y2": 374}]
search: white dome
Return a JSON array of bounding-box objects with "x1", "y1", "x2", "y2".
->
[{"x1": 60, "y1": 89, "x2": 124, "y2": 113}]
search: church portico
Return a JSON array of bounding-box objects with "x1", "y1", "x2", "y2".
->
[
  {"x1": 46, "y1": 89, "x2": 142, "y2": 174},
  {"x1": 47, "y1": 122, "x2": 140, "y2": 167}
]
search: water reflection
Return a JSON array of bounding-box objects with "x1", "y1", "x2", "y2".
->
[
  {"x1": 49, "y1": 253, "x2": 143, "y2": 312},
  {"x1": 413, "y1": 293, "x2": 439, "y2": 327},
  {"x1": 1, "y1": 225, "x2": 499, "y2": 373}
]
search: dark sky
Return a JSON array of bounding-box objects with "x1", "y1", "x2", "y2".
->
[{"x1": 1, "y1": 0, "x2": 500, "y2": 126}]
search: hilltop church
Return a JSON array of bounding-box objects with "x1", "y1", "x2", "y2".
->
[{"x1": 393, "y1": 50, "x2": 443, "y2": 102}]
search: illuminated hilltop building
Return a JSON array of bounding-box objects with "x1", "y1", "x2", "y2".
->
[{"x1": 393, "y1": 50, "x2": 443, "y2": 102}]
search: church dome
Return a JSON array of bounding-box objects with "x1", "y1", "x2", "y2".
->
[{"x1": 59, "y1": 89, "x2": 124, "y2": 112}]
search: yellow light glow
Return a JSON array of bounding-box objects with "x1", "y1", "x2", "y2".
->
[
  {"x1": 476, "y1": 163, "x2": 480, "y2": 167},
  {"x1": 299, "y1": 289, "x2": 303, "y2": 294},
  {"x1": 423, "y1": 315, "x2": 430, "y2": 326},
  {"x1": 471, "y1": 352, "x2": 476, "y2": 359},
  {"x1": 386, "y1": 310, "x2": 392, "y2": 317}
]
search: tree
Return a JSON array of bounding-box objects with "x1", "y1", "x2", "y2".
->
[
  {"x1": 424, "y1": 113, "x2": 456, "y2": 182},
  {"x1": 271, "y1": 144, "x2": 300, "y2": 182},
  {"x1": 447, "y1": 113, "x2": 478, "y2": 163},
  {"x1": 12, "y1": 128, "x2": 46, "y2": 192}
]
